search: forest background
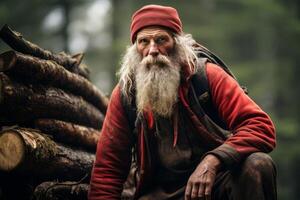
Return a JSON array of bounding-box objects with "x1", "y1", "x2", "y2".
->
[{"x1": 0, "y1": 0, "x2": 299, "y2": 199}]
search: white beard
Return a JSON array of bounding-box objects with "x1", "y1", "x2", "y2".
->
[
  {"x1": 135, "y1": 54, "x2": 181, "y2": 117},
  {"x1": 118, "y1": 34, "x2": 198, "y2": 117}
]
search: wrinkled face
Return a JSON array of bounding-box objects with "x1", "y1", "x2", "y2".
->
[
  {"x1": 136, "y1": 26, "x2": 175, "y2": 58},
  {"x1": 133, "y1": 27, "x2": 180, "y2": 117}
]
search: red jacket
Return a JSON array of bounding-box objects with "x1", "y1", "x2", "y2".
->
[{"x1": 88, "y1": 63, "x2": 276, "y2": 199}]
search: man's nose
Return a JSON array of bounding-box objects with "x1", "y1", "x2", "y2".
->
[{"x1": 149, "y1": 42, "x2": 159, "y2": 57}]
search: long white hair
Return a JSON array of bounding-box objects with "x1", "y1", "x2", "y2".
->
[{"x1": 117, "y1": 33, "x2": 199, "y2": 116}]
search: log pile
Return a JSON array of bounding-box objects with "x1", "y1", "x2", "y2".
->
[
  {"x1": 32, "y1": 180, "x2": 89, "y2": 200},
  {"x1": 0, "y1": 25, "x2": 109, "y2": 200}
]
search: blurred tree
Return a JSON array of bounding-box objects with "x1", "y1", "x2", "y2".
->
[
  {"x1": 110, "y1": 0, "x2": 132, "y2": 88},
  {"x1": 272, "y1": 0, "x2": 300, "y2": 199},
  {"x1": 61, "y1": 0, "x2": 71, "y2": 52}
]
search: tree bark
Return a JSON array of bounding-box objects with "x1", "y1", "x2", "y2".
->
[
  {"x1": 0, "y1": 51, "x2": 108, "y2": 113},
  {"x1": 0, "y1": 128, "x2": 94, "y2": 181},
  {"x1": 0, "y1": 73, "x2": 103, "y2": 129},
  {"x1": 0, "y1": 24, "x2": 89, "y2": 79},
  {"x1": 32, "y1": 181, "x2": 89, "y2": 200},
  {"x1": 35, "y1": 119, "x2": 100, "y2": 152}
]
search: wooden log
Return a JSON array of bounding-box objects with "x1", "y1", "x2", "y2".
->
[
  {"x1": 32, "y1": 181, "x2": 89, "y2": 200},
  {"x1": 0, "y1": 128, "x2": 94, "y2": 181},
  {"x1": 0, "y1": 51, "x2": 108, "y2": 113},
  {"x1": 0, "y1": 73, "x2": 103, "y2": 129},
  {"x1": 35, "y1": 119, "x2": 100, "y2": 152},
  {"x1": 0, "y1": 24, "x2": 89, "y2": 79}
]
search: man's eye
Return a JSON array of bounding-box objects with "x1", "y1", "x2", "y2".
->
[
  {"x1": 139, "y1": 39, "x2": 148, "y2": 44},
  {"x1": 156, "y1": 37, "x2": 166, "y2": 44}
]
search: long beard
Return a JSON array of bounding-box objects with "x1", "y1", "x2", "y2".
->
[
  {"x1": 135, "y1": 54, "x2": 181, "y2": 117},
  {"x1": 118, "y1": 34, "x2": 198, "y2": 117}
]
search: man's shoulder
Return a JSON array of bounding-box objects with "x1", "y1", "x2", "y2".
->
[
  {"x1": 205, "y1": 62, "x2": 226, "y2": 74},
  {"x1": 111, "y1": 84, "x2": 122, "y2": 100},
  {"x1": 204, "y1": 62, "x2": 232, "y2": 84},
  {"x1": 107, "y1": 84, "x2": 124, "y2": 110}
]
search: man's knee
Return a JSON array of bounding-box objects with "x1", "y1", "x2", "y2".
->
[{"x1": 240, "y1": 152, "x2": 276, "y2": 181}]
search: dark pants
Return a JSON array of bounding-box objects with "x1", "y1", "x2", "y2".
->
[
  {"x1": 137, "y1": 152, "x2": 277, "y2": 200},
  {"x1": 212, "y1": 152, "x2": 277, "y2": 200}
]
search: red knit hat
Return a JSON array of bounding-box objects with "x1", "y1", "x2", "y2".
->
[{"x1": 130, "y1": 5, "x2": 182, "y2": 43}]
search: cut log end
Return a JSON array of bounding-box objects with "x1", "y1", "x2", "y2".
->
[
  {"x1": 0, "y1": 131, "x2": 25, "y2": 171},
  {"x1": 0, "y1": 25, "x2": 22, "y2": 40}
]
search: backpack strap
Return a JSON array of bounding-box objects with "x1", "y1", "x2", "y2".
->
[
  {"x1": 190, "y1": 58, "x2": 228, "y2": 130},
  {"x1": 191, "y1": 58, "x2": 210, "y2": 106},
  {"x1": 193, "y1": 43, "x2": 248, "y2": 94},
  {"x1": 120, "y1": 87, "x2": 137, "y2": 133},
  {"x1": 193, "y1": 43, "x2": 237, "y2": 80}
]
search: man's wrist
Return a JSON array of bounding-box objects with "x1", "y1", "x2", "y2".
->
[{"x1": 202, "y1": 154, "x2": 222, "y2": 171}]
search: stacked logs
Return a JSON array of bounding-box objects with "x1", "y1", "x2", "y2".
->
[{"x1": 0, "y1": 25, "x2": 109, "y2": 200}]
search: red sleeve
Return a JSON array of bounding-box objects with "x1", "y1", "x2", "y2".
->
[
  {"x1": 206, "y1": 63, "x2": 276, "y2": 166},
  {"x1": 88, "y1": 85, "x2": 133, "y2": 200}
]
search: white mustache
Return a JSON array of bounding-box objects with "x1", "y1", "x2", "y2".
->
[{"x1": 140, "y1": 54, "x2": 172, "y2": 68}]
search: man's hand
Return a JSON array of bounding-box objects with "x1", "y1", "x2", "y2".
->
[{"x1": 185, "y1": 154, "x2": 221, "y2": 200}]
